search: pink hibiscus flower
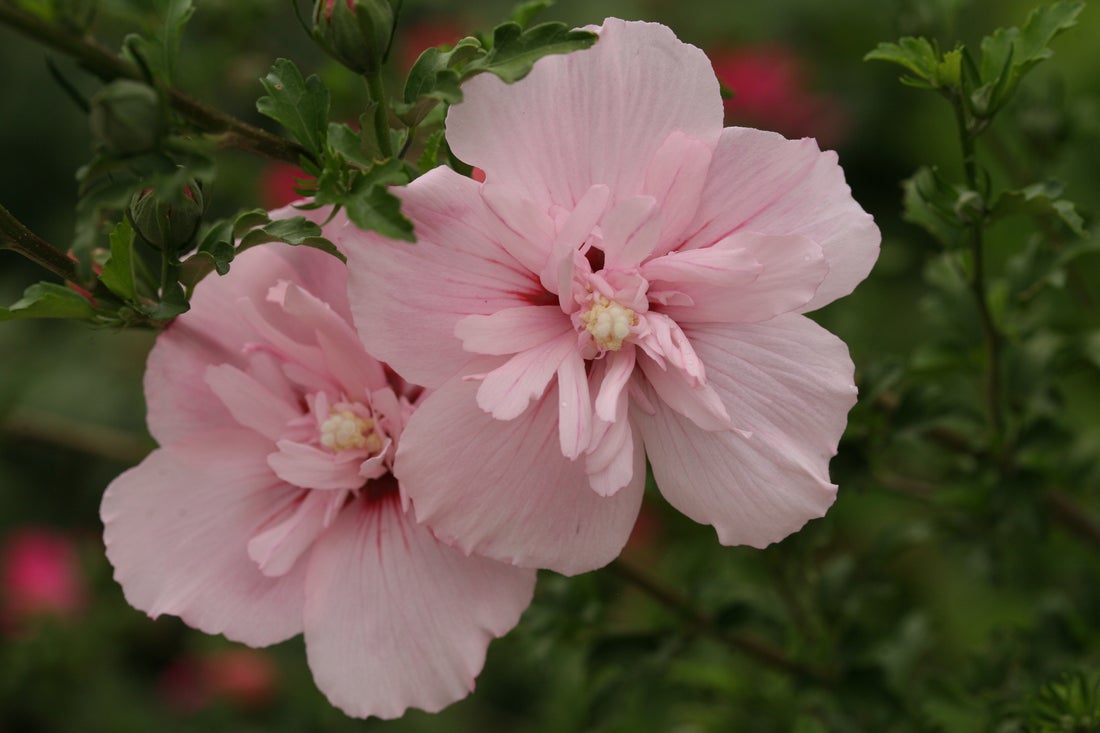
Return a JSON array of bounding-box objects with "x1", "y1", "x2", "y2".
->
[
  {"x1": 343, "y1": 19, "x2": 880, "y2": 576},
  {"x1": 100, "y1": 215, "x2": 536, "y2": 719}
]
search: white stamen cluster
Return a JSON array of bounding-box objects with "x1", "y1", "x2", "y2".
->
[
  {"x1": 319, "y1": 408, "x2": 382, "y2": 453},
  {"x1": 580, "y1": 295, "x2": 636, "y2": 351}
]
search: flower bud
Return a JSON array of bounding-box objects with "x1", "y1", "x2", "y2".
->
[
  {"x1": 128, "y1": 185, "x2": 204, "y2": 255},
  {"x1": 89, "y1": 80, "x2": 165, "y2": 156},
  {"x1": 312, "y1": 0, "x2": 395, "y2": 75}
]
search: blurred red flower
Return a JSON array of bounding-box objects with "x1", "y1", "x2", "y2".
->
[
  {"x1": 711, "y1": 45, "x2": 848, "y2": 147},
  {"x1": 1, "y1": 527, "x2": 85, "y2": 630}
]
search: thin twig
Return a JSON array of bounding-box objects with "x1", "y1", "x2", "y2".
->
[
  {"x1": 1, "y1": 406, "x2": 152, "y2": 465},
  {"x1": 0, "y1": 203, "x2": 79, "y2": 282},
  {"x1": 0, "y1": 3, "x2": 312, "y2": 166},
  {"x1": 1047, "y1": 491, "x2": 1100, "y2": 553},
  {"x1": 607, "y1": 559, "x2": 833, "y2": 684}
]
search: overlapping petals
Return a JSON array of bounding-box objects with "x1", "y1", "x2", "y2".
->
[
  {"x1": 102, "y1": 231, "x2": 535, "y2": 719},
  {"x1": 343, "y1": 18, "x2": 879, "y2": 576}
]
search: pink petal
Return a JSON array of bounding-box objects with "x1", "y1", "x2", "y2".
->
[
  {"x1": 585, "y1": 395, "x2": 637, "y2": 497},
  {"x1": 599, "y1": 195, "x2": 662, "y2": 271},
  {"x1": 480, "y1": 183, "x2": 557, "y2": 273},
  {"x1": 204, "y1": 364, "x2": 299, "y2": 441},
  {"x1": 395, "y1": 377, "x2": 644, "y2": 575},
  {"x1": 594, "y1": 349, "x2": 636, "y2": 422},
  {"x1": 247, "y1": 490, "x2": 334, "y2": 578},
  {"x1": 556, "y1": 350, "x2": 593, "y2": 458},
  {"x1": 642, "y1": 131, "x2": 714, "y2": 257},
  {"x1": 649, "y1": 232, "x2": 829, "y2": 324},
  {"x1": 636, "y1": 317, "x2": 857, "y2": 547},
  {"x1": 539, "y1": 184, "x2": 611, "y2": 301},
  {"x1": 267, "y1": 440, "x2": 366, "y2": 491},
  {"x1": 637, "y1": 353, "x2": 732, "y2": 432},
  {"x1": 680, "y1": 127, "x2": 879, "y2": 312},
  {"x1": 101, "y1": 429, "x2": 306, "y2": 646},
  {"x1": 342, "y1": 167, "x2": 544, "y2": 388},
  {"x1": 476, "y1": 333, "x2": 576, "y2": 420},
  {"x1": 454, "y1": 305, "x2": 572, "y2": 356},
  {"x1": 446, "y1": 19, "x2": 722, "y2": 209},
  {"x1": 303, "y1": 495, "x2": 536, "y2": 719},
  {"x1": 641, "y1": 241, "x2": 761, "y2": 287}
]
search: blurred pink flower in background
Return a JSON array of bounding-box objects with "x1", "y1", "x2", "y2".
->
[
  {"x1": 397, "y1": 19, "x2": 464, "y2": 71},
  {"x1": 159, "y1": 647, "x2": 278, "y2": 713},
  {"x1": 344, "y1": 19, "x2": 879, "y2": 576},
  {"x1": 259, "y1": 162, "x2": 311, "y2": 210},
  {"x1": 102, "y1": 211, "x2": 536, "y2": 719},
  {"x1": 712, "y1": 45, "x2": 849, "y2": 148},
  {"x1": 1, "y1": 527, "x2": 85, "y2": 631}
]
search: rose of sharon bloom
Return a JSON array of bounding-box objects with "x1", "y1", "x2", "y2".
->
[
  {"x1": 343, "y1": 19, "x2": 880, "y2": 576},
  {"x1": 100, "y1": 226, "x2": 536, "y2": 719},
  {"x1": 1, "y1": 527, "x2": 85, "y2": 629}
]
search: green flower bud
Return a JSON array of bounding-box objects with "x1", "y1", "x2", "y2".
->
[
  {"x1": 312, "y1": 0, "x2": 395, "y2": 75},
  {"x1": 89, "y1": 80, "x2": 165, "y2": 156},
  {"x1": 128, "y1": 185, "x2": 204, "y2": 255}
]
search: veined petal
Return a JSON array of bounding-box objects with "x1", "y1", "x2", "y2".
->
[
  {"x1": 248, "y1": 489, "x2": 336, "y2": 578},
  {"x1": 594, "y1": 348, "x2": 636, "y2": 422},
  {"x1": 342, "y1": 167, "x2": 545, "y2": 388},
  {"x1": 303, "y1": 495, "x2": 535, "y2": 719},
  {"x1": 652, "y1": 232, "x2": 829, "y2": 324},
  {"x1": 638, "y1": 353, "x2": 733, "y2": 432},
  {"x1": 267, "y1": 440, "x2": 366, "y2": 491},
  {"x1": 556, "y1": 350, "x2": 593, "y2": 459},
  {"x1": 641, "y1": 242, "x2": 761, "y2": 287},
  {"x1": 476, "y1": 334, "x2": 576, "y2": 420},
  {"x1": 204, "y1": 364, "x2": 299, "y2": 441},
  {"x1": 679, "y1": 127, "x2": 879, "y2": 312},
  {"x1": 599, "y1": 195, "x2": 661, "y2": 271},
  {"x1": 585, "y1": 395, "x2": 637, "y2": 497},
  {"x1": 447, "y1": 19, "x2": 722, "y2": 209},
  {"x1": 395, "y1": 377, "x2": 644, "y2": 575},
  {"x1": 637, "y1": 317, "x2": 856, "y2": 547},
  {"x1": 101, "y1": 429, "x2": 306, "y2": 647},
  {"x1": 455, "y1": 305, "x2": 572, "y2": 356},
  {"x1": 643, "y1": 131, "x2": 714, "y2": 257}
]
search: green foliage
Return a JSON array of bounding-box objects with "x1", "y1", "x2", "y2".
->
[
  {"x1": 121, "y1": 0, "x2": 195, "y2": 83},
  {"x1": 0, "y1": 283, "x2": 97, "y2": 321},
  {"x1": 256, "y1": 59, "x2": 331, "y2": 159}
]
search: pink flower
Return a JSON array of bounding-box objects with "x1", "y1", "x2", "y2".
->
[
  {"x1": 101, "y1": 214, "x2": 536, "y2": 719},
  {"x1": 342, "y1": 19, "x2": 880, "y2": 575},
  {"x1": 1, "y1": 527, "x2": 85, "y2": 629}
]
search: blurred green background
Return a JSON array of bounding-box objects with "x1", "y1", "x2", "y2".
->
[{"x1": 1, "y1": 0, "x2": 1099, "y2": 730}]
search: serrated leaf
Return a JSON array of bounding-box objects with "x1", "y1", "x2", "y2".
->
[
  {"x1": 864, "y1": 37, "x2": 943, "y2": 90},
  {"x1": 98, "y1": 219, "x2": 138, "y2": 300},
  {"x1": 237, "y1": 216, "x2": 346, "y2": 262},
  {"x1": 0, "y1": 282, "x2": 97, "y2": 321},
  {"x1": 343, "y1": 180, "x2": 414, "y2": 241},
  {"x1": 121, "y1": 0, "x2": 195, "y2": 83},
  {"x1": 328, "y1": 122, "x2": 379, "y2": 167},
  {"x1": 976, "y1": 1, "x2": 1083, "y2": 117},
  {"x1": 510, "y1": 0, "x2": 554, "y2": 29},
  {"x1": 989, "y1": 181, "x2": 1086, "y2": 236},
  {"x1": 416, "y1": 129, "x2": 446, "y2": 173},
  {"x1": 902, "y1": 166, "x2": 967, "y2": 247},
  {"x1": 141, "y1": 279, "x2": 189, "y2": 320},
  {"x1": 463, "y1": 22, "x2": 597, "y2": 83},
  {"x1": 256, "y1": 59, "x2": 330, "y2": 157}
]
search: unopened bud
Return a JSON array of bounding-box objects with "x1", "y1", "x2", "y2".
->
[
  {"x1": 312, "y1": 0, "x2": 395, "y2": 75},
  {"x1": 89, "y1": 80, "x2": 165, "y2": 156},
  {"x1": 128, "y1": 185, "x2": 204, "y2": 254}
]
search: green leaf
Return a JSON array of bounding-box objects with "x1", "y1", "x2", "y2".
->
[
  {"x1": 98, "y1": 219, "x2": 138, "y2": 301},
  {"x1": 343, "y1": 179, "x2": 414, "y2": 241},
  {"x1": 256, "y1": 59, "x2": 330, "y2": 157},
  {"x1": 121, "y1": 0, "x2": 195, "y2": 83},
  {"x1": 397, "y1": 39, "x2": 482, "y2": 124},
  {"x1": 902, "y1": 166, "x2": 967, "y2": 247},
  {"x1": 975, "y1": 1, "x2": 1083, "y2": 116},
  {"x1": 0, "y1": 282, "x2": 97, "y2": 322},
  {"x1": 988, "y1": 181, "x2": 1086, "y2": 236},
  {"x1": 328, "y1": 122, "x2": 379, "y2": 168},
  {"x1": 510, "y1": 0, "x2": 554, "y2": 29},
  {"x1": 464, "y1": 22, "x2": 598, "y2": 83},
  {"x1": 236, "y1": 215, "x2": 346, "y2": 263},
  {"x1": 416, "y1": 129, "x2": 446, "y2": 173},
  {"x1": 864, "y1": 37, "x2": 946, "y2": 91}
]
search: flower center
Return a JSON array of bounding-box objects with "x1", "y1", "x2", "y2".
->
[
  {"x1": 319, "y1": 408, "x2": 382, "y2": 453},
  {"x1": 579, "y1": 295, "x2": 636, "y2": 351}
]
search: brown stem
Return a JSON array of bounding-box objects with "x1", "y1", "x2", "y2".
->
[
  {"x1": 0, "y1": 203, "x2": 79, "y2": 282},
  {"x1": 1047, "y1": 491, "x2": 1100, "y2": 553},
  {"x1": 1, "y1": 406, "x2": 151, "y2": 465},
  {"x1": 607, "y1": 559, "x2": 833, "y2": 684},
  {"x1": 0, "y1": 3, "x2": 312, "y2": 166}
]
